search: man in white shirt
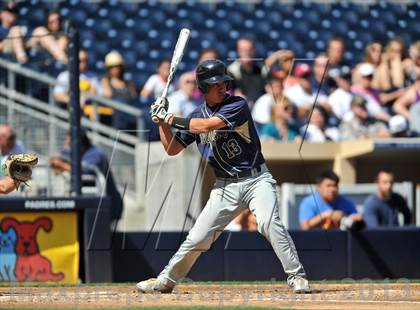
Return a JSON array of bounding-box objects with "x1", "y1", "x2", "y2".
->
[
  {"x1": 53, "y1": 49, "x2": 100, "y2": 108},
  {"x1": 252, "y1": 76, "x2": 284, "y2": 127},
  {"x1": 327, "y1": 66, "x2": 353, "y2": 120},
  {"x1": 167, "y1": 72, "x2": 200, "y2": 117}
]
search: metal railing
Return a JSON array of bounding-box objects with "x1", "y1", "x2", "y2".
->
[{"x1": 0, "y1": 57, "x2": 145, "y2": 195}]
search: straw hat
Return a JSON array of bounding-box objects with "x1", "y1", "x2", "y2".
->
[{"x1": 105, "y1": 51, "x2": 125, "y2": 68}]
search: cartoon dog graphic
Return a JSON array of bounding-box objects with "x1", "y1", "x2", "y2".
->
[
  {"x1": 1, "y1": 217, "x2": 64, "y2": 282},
  {"x1": 0, "y1": 227, "x2": 17, "y2": 281}
]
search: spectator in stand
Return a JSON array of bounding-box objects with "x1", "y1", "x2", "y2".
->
[
  {"x1": 311, "y1": 54, "x2": 331, "y2": 102},
  {"x1": 197, "y1": 47, "x2": 219, "y2": 63},
  {"x1": 0, "y1": 2, "x2": 27, "y2": 63},
  {"x1": 299, "y1": 171, "x2": 364, "y2": 230},
  {"x1": 351, "y1": 63, "x2": 391, "y2": 122},
  {"x1": 228, "y1": 37, "x2": 265, "y2": 104},
  {"x1": 167, "y1": 72, "x2": 200, "y2": 117},
  {"x1": 0, "y1": 124, "x2": 25, "y2": 164},
  {"x1": 327, "y1": 66, "x2": 353, "y2": 120},
  {"x1": 403, "y1": 41, "x2": 420, "y2": 86},
  {"x1": 388, "y1": 115, "x2": 418, "y2": 138},
  {"x1": 49, "y1": 131, "x2": 123, "y2": 222},
  {"x1": 264, "y1": 49, "x2": 297, "y2": 89},
  {"x1": 353, "y1": 42, "x2": 383, "y2": 84},
  {"x1": 301, "y1": 106, "x2": 339, "y2": 142},
  {"x1": 260, "y1": 98, "x2": 300, "y2": 142},
  {"x1": 393, "y1": 76, "x2": 420, "y2": 134},
  {"x1": 339, "y1": 95, "x2": 389, "y2": 140},
  {"x1": 326, "y1": 37, "x2": 347, "y2": 70},
  {"x1": 26, "y1": 10, "x2": 67, "y2": 64},
  {"x1": 101, "y1": 51, "x2": 137, "y2": 131},
  {"x1": 363, "y1": 170, "x2": 411, "y2": 228},
  {"x1": 374, "y1": 38, "x2": 406, "y2": 92},
  {"x1": 140, "y1": 58, "x2": 173, "y2": 100},
  {"x1": 252, "y1": 76, "x2": 285, "y2": 128},
  {"x1": 54, "y1": 50, "x2": 100, "y2": 110},
  {"x1": 284, "y1": 63, "x2": 314, "y2": 120}
]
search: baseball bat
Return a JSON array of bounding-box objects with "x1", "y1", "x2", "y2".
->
[{"x1": 152, "y1": 28, "x2": 191, "y2": 123}]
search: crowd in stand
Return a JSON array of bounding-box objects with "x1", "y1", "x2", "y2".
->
[
  {"x1": 1, "y1": 2, "x2": 420, "y2": 140},
  {"x1": 227, "y1": 169, "x2": 413, "y2": 231}
]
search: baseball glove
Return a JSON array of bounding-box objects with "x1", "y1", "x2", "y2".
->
[{"x1": 3, "y1": 154, "x2": 38, "y2": 183}]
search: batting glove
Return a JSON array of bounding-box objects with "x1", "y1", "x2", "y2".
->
[
  {"x1": 151, "y1": 96, "x2": 169, "y2": 111},
  {"x1": 151, "y1": 104, "x2": 172, "y2": 124}
]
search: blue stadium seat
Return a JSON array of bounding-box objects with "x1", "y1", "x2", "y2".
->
[
  {"x1": 109, "y1": 10, "x2": 127, "y2": 28},
  {"x1": 133, "y1": 73, "x2": 148, "y2": 89},
  {"x1": 331, "y1": 20, "x2": 349, "y2": 37},
  {"x1": 291, "y1": 19, "x2": 310, "y2": 39},
  {"x1": 305, "y1": 11, "x2": 321, "y2": 26},
  {"x1": 26, "y1": 8, "x2": 45, "y2": 27},
  {"x1": 119, "y1": 2, "x2": 139, "y2": 17},
  {"x1": 148, "y1": 10, "x2": 167, "y2": 26},
  {"x1": 266, "y1": 11, "x2": 283, "y2": 26},
  {"x1": 72, "y1": 9, "x2": 88, "y2": 28},
  {"x1": 97, "y1": 7, "x2": 109, "y2": 19},
  {"x1": 133, "y1": 20, "x2": 153, "y2": 37},
  {"x1": 340, "y1": 10, "x2": 360, "y2": 27},
  {"x1": 133, "y1": 41, "x2": 149, "y2": 57},
  {"x1": 91, "y1": 41, "x2": 109, "y2": 59},
  {"x1": 80, "y1": 32, "x2": 95, "y2": 49},
  {"x1": 317, "y1": 31, "x2": 334, "y2": 44},
  {"x1": 92, "y1": 20, "x2": 113, "y2": 41},
  {"x1": 122, "y1": 51, "x2": 137, "y2": 67},
  {"x1": 118, "y1": 31, "x2": 135, "y2": 50},
  {"x1": 229, "y1": 11, "x2": 245, "y2": 27}
]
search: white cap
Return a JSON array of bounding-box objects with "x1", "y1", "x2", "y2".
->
[
  {"x1": 389, "y1": 115, "x2": 408, "y2": 134},
  {"x1": 359, "y1": 63, "x2": 375, "y2": 77}
]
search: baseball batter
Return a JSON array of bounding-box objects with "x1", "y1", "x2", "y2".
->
[{"x1": 137, "y1": 60, "x2": 310, "y2": 294}]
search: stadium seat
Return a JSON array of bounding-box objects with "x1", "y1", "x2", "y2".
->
[
  {"x1": 122, "y1": 51, "x2": 137, "y2": 67},
  {"x1": 119, "y1": 31, "x2": 136, "y2": 50},
  {"x1": 71, "y1": 9, "x2": 88, "y2": 28},
  {"x1": 8, "y1": 0, "x2": 419, "y2": 92},
  {"x1": 26, "y1": 8, "x2": 45, "y2": 26},
  {"x1": 109, "y1": 10, "x2": 127, "y2": 28}
]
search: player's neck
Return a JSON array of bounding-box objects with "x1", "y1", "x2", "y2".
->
[{"x1": 205, "y1": 100, "x2": 220, "y2": 108}]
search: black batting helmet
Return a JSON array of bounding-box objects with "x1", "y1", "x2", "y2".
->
[{"x1": 196, "y1": 59, "x2": 233, "y2": 93}]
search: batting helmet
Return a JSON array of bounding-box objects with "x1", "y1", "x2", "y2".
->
[{"x1": 196, "y1": 59, "x2": 233, "y2": 93}]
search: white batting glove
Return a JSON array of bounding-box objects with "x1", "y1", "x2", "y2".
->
[
  {"x1": 151, "y1": 96, "x2": 169, "y2": 111},
  {"x1": 151, "y1": 104, "x2": 172, "y2": 124}
]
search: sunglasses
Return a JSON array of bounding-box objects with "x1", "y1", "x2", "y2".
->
[{"x1": 6, "y1": 134, "x2": 16, "y2": 142}]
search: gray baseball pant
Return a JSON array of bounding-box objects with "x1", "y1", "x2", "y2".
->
[{"x1": 158, "y1": 169, "x2": 306, "y2": 286}]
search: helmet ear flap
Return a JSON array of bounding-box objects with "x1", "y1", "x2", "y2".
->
[{"x1": 197, "y1": 83, "x2": 207, "y2": 94}]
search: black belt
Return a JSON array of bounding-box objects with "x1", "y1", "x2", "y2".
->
[{"x1": 214, "y1": 164, "x2": 265, "y2": 180}]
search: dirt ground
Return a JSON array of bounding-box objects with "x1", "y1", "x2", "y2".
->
[{"x1": 0, "y1": 282, "x2": 419, "y2": 309}]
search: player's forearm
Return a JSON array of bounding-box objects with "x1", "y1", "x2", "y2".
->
[
  {"x1": 159, "y1": 123, "x2": 183, "y2": 155},
  {"x1": 185, "y1": 117, "x2": 225, "y2": 134}
]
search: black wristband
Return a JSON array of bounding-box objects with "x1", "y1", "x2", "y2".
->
[{"x1": 171, "y1": 116, "x2": 191, "y2": 130}]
